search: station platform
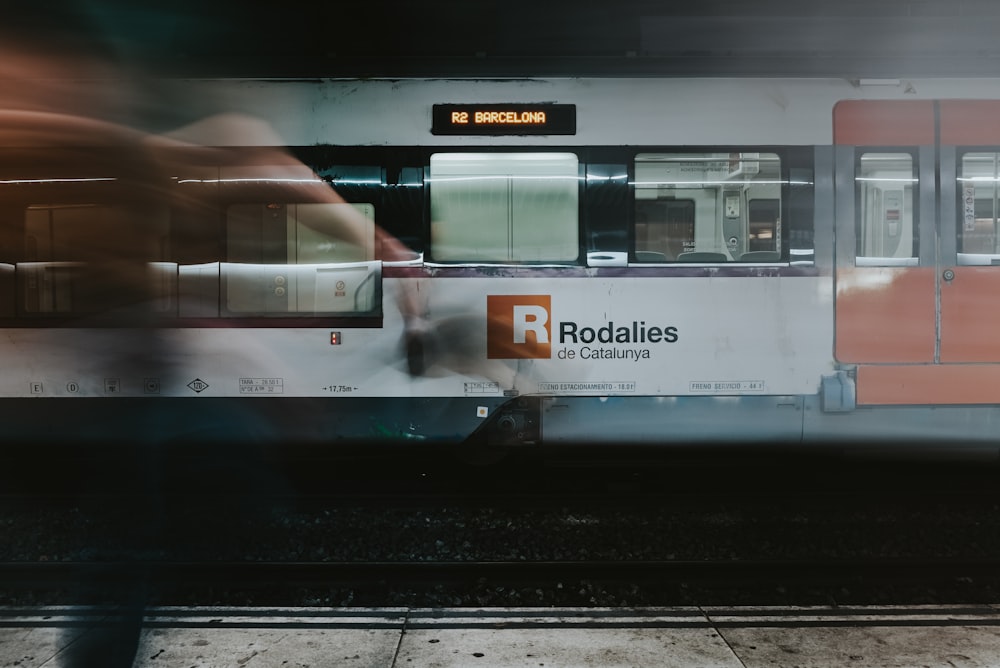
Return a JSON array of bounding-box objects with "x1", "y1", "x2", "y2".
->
[{"x1": 3, "y1": 605, "x2": 1000, "y2": 667}]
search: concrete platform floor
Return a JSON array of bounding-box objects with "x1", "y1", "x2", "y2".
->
[{"x1": 2, "y1": 605, "x2": 1000, "y2": 667}]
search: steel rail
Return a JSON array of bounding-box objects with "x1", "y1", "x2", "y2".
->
[{"x1": 1, "y1": 558, "x2": 999, "y2": 590}]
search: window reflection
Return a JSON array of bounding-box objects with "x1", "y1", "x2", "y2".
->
[
  {"x1": 633, "y1": 153, "x2": 783, "y2": 262},
  {"x1": 856, "y1": 152, "x2": 917, "y2": 265}
]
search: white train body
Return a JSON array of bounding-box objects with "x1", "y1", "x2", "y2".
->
[{"x1": 3, "y1": 77, "x2": 1000, "y2": 447}]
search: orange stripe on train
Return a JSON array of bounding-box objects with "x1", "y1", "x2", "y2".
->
[{"x1": 857, "y1": 364, "x2": 1000, "y2": 405}]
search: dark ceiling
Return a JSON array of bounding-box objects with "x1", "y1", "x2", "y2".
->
[{"x1": 21, "y1": 0, "x2": 1000, "y2": 78}]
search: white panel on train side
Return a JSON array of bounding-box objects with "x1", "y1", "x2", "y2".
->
[
  {"x1": 175, "y1": 77, "x2": 1000, "y2": 147},
  {"x1": 0, "y1": 275, "x2": 832, "y2": 398}
]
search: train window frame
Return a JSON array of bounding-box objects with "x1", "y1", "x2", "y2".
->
[
  {"x1": 631, "y1": 151, "x2": 785, "y2": 263},
  {"x1": 854, "y1": 150, "x2": 919, "y2": 267}
]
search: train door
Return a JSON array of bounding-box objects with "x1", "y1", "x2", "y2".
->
[
  {"x1": 834, "y1": 100, "x2": 1000, "y2": 405},
  {"x1": 938, "y1": 101, "x2": 1000, "y2": 373}
]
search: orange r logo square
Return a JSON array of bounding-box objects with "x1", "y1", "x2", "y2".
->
[{"x1": 487, "y1": 295, "x2": 552, "y2": 359}]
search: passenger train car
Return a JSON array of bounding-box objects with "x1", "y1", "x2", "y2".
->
[{"x1": 5, "y1": 77, "x2": 1000, "y2": 449}]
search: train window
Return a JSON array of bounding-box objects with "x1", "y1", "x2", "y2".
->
[
  {"x1": 958, "y1": 153, "x2": 1000, "y2": 261},
  {"x1": 227, "y1": 203, "x2": 374, "y2": 264},
  {"x1": 429, "y1": 153, "x2": 579, "y2": 263},
  {"x1": 634, "y1": 153, "x2": 782, "y2": 262},
  {"x1": 856, "y1": 153, "x2": 917, "y2": 265},
  {"x1": 224, "y1": 202, "x2": 377, "y2": 314},
  {"x1": 21, "y1": 203, "x2": 173, "y2": 314}
]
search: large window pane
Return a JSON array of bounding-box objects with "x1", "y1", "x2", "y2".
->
[
  {"x1": 856, "y1": 152, "x2": 917, "y2": 265},
  {"x1": 430, "y1": 153, "x2": 579, "y2": 262},
  {"x1": 634, "y1": 152, "x2": 782, "y2": 262},
  {"x1": 225, "y1": 201, "x2": 376, "y2": 314},
  {"x1": 959, "y1": 153, "x2": 1000, "y2": 258}
]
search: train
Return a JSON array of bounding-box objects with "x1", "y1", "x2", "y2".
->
[{"x1": 5, "y1": 76, "x2": 1000, "y2": 451}]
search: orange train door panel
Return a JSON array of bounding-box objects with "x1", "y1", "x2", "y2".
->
[
  {"x1": 833, "y1": 101, "x2": 940, "y2": 404},
  {"x1": 939, "y1": 100, "x2": 1000, "y2": 146},
  {"x1": 939, "y1": 101, "x2": 1000, "y2": 363},
  {"x1": 834, "y1": 266, "x2": 936, "y2": 364},
  {"x1": 833, "y1": 100, "x2": 935, "y2": 146},
  {"x1": 940, "y1": 268, "x2": 1000, "y2": 362},
  {"x1": 855, "y1": 364, "x2": 1000, "y2": 405},
  {"x1": 833, "y1": 101, "x2": 936, "y2": 367},
  {"x1": 836, "y1": 99, "x2": 1000, "y2": 405}
]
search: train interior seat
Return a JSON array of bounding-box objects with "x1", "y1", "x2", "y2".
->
[
  {"x1": 676, "y1": 251, "x2": 728, "y2": 262},
  {"x1": 739, "y1": 251, "x2": 781, "y2": 262},
  {"x1": 0, "y1": 263, "x2": 12, "y2": 317}
]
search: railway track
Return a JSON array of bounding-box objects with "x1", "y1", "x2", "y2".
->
[
  {"x1": 5, "y1": 451, "x2": 1000, "y2": 605},
  {"x1": 2, "y1": 558, "x2": 999, "y2": 597},
  {"x1": 4, "y1": 446, "x2": 1000, "y2": 502}
]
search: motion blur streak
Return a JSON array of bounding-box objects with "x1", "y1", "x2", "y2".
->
[{"x1": 0, "y1": 6, "x2": 424, "y2": 666}]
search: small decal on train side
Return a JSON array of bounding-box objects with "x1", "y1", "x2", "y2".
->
[
  {"x1": 465, "y1": 381, "x2": 500, "y2": 394},
  {"x1": 689, "y1": 380, "x2": 766, "y2": 393},
  {"x1": 239, "y1": 377, "x2": 284, "y2": 394},
  {"x1": 538, "y1": 381, "x2": 636, "y2": 393},
  {"x1": 187, "y1": 378, "x2": 209, "y2": 393}
]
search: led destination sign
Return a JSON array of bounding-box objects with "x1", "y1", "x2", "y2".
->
[{"x1": 432, "y1": 104, "x2": 576, "y2": 135}]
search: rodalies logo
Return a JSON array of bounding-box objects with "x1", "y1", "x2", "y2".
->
[
  {"x1": 486, "y1": 295, "x2": 551, "y2": 359},
  {"x1": 487, "y1": 294, "x2": 679, "y2": 361}
]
